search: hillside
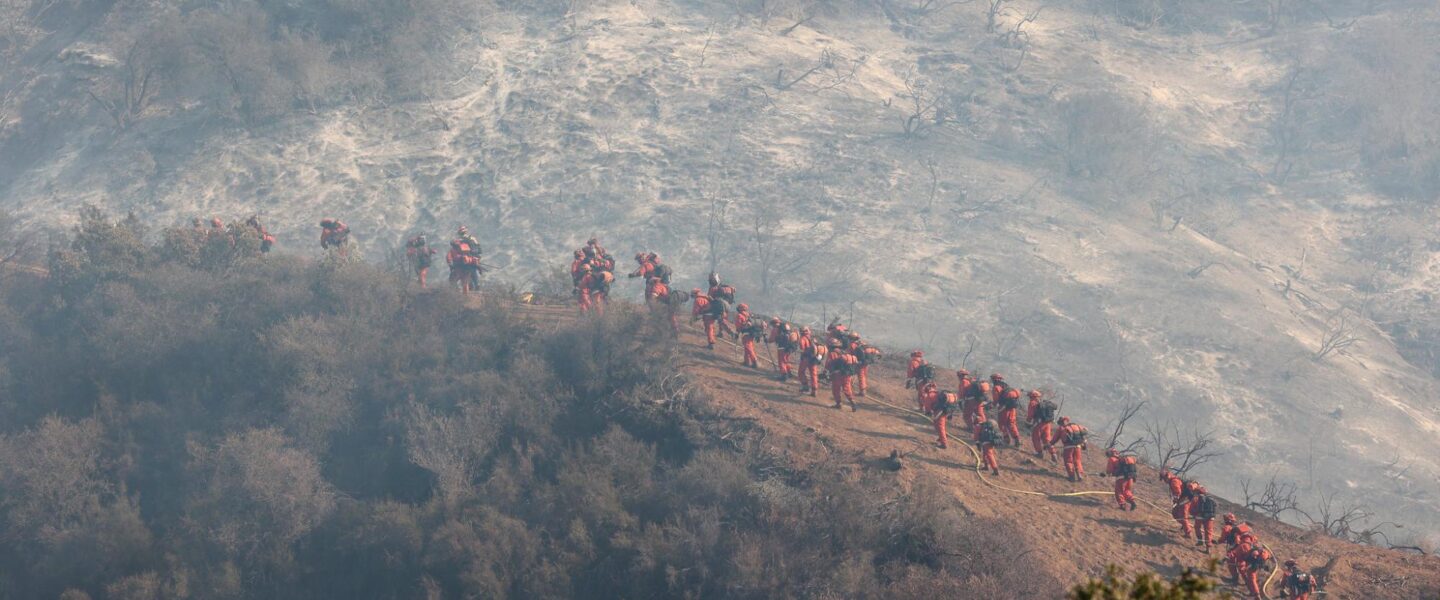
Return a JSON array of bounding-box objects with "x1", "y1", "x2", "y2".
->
[
  {"x1": 671, "y1": 307, "x2": 1440, "y2": 598},
  {"x1": 3, "y1": 0, "x2": 1440, "y2": 539}
]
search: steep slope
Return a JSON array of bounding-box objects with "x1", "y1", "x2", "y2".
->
[
  {"x1": 666, "y1": 319, "x2": 1440, "y2": 598},
  {"x1": 4, "y1": 0, "x2": 1439, "y2": 535}
]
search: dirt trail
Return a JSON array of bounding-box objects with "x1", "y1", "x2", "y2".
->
[
  {"x1": 659, "y1": 319, "x2": 1440, "y2": 598},
  {"x1": 461, "y1": 293, "x2": 1440, "y2": 596}
]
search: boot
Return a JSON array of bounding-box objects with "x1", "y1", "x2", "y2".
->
[
  {"x1": 832, "y1": 403, "x2": 842, "y2": 410},
  {"x1": 991, "y1": 469, "x2": 1000, "y2": 476},
  {"x1": 1128, "y1": 500, "x2": 1138, "y2": 511}
]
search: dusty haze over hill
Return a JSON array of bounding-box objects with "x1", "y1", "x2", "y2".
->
[{"x1": 3, "y1": 0, "x2": 1440, "y2": 542}]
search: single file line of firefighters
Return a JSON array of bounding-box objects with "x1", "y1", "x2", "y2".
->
[
  {"x1": 587, "y1": 249, "x2": 1301, "y2": 600},
  {"x1": 291, "y1": 226, "x2": 1310, "y2": 600}
]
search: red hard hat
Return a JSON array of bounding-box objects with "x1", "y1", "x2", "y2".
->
[
  {"x1": 1057, "y1": 416, "x2": 1070, "y2": 426},
  {"x1": 737, "y1": 303, "x2": 749, "y2": 312},
  {"x1": 1224, "y1": 513, "x2": 1237, "y2": 524},
  {"x1": 211, "y1": 218, "x2": 223, "y2": 227},
  {"x1": 1027, "y1": 390, "x2": 1041, "y2": 398}
]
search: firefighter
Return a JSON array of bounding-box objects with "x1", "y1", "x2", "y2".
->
[
  {"x1": 245, "y1": 216, "x2": 274, "y2": 253},
  {"x1": 1240, "y1": 540, "x2": 1272, "y2": 599},
  {"x1": 991, "y1": 374, "x2": 1022, "y2": 446},
  {"x1": 977, "y1": 419, "x2": 1002, "y2": 476},
  {"x1": 1174, "y1": 479, "x2": 1206, "y2": 543},
  {"x1": 648, "y1": 277, "x2": 680, "y2": 337},
  {"x1": 853, "y1": 340, "x2": 881, "y2": 397},
  {"x1": 1027, "y1": 390, "x2": 1058, "y2": 462},
  {"x1": 769, "y1": 318, "x2": 797, "y2": 381},
  {"x1": 797, "y1": 327, "x2": 821, "y2": 397},
  {"x1": 405, "y1": 234, "x2": 436, "y2": 288},
  {"x1": 1219, "y1": 514, "x2": 1254, "y2": 581},
  {"x1": 447, "y1": 240, "x2": 479, "y2": 294},
  {"x1": 1102, "y1": 449, "x2": 1139, "y2": 511},
  {"x1": 932, "y1": 389, "x2": 958, "y2": 449},
  {"x1": 735, "y1": 304, "x2": 760, "y2": 368},
  {"x1": 963, "y1": 372, "x2": 991, "y2": 439},
  {"x1": 571, "y1": 250, "x2": 588, "y2": 286},
  {"x1": 690, "y1": 289, "x2": 722, "y2": 349},
  {"x1": 319, "y1": 218, "x2": 350, "y2": 251},
  {"x1": 1279, "y1": 560, "x2": 1317, "y2": 600},
  {"x1": 1192, "y1": 485, "x2": 1218, "y2": 551},
  {"x1": 628, "y1": 253, "x2": 655, "y2": 300},
  {"x1": 906, "y1": 351, "x2": 926, "y2": 409},
  {"x1": 587, "y1": 268, "x2": 614, "y2": 315},
  {"x1": 1050, "y1": 416, "x2": 1088, "y2": 481},
  {"x1": 825, "y1": 341, "x2": 858, "y2": 411}
]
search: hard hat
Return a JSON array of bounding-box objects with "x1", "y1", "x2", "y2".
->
[
  {"x1": 574, "y1": 250, "x2": 584, "y2": 258},
  {"x1": 320, "y1": 218, "x2": 334, "y2": 226},
  {"x1": 957, "y1": 368, "x2": 970, "y2": 377},
  {"x1": 1058, "y1": 416, "x2": 1070, "y2": 426},
  {"x1": 211, "y1": 218, "x2": 223, "y2": 227},
  {"x1": 801, "y1": 327, "x2": 811, "y2": 334},
  {"x1": 635, "y1": 252, "x2": 646, "y2": 260},
  {"x1": 770, "y1": 317, "x2": 781, "y2": 324},
  {"x1": 1027, "y1": 390, "x2": 1041, "y2": 398},
  {"x1": 911, "y1": 350, "x2": 924, "y2": 357},
  {"x1": 737, "y1": 303, "x2": 749, "y2": 312},
  {"x1": 691, "y1": 288, "x2": 701, "y2": 295},
  {"x1": 647, "y1": 252, "x2": 658, "y2": 261},
  {"x1": 1224, "y1": 513, "x2": 1237, "y2": 524},
  {"x1": 1283, "y1": 559, "x2": 1298, "y2": 568},
  {"x1": 1106, "y1": 448, "x2": 1118, "y2": 457},
  {"x1": 588, "y1": 237, "x2": 598, "y2": 245},
  {"x1": 708, "y1": 272, "x2": 720, "y2": 285},
  {"x1": 458, "y1": 226, "x2": 468, "y2": 234},
  {"x1": 990, "y1": 373, "x2": 1004, "y2": 381}
]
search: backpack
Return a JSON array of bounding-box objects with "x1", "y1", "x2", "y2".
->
[
  {"x1": 1287, "y1": 572, "x2": 1315, "y2": 593},
  {"x1": 591, "y1": 271, "x2": 614, "y2": 294},
  {"x1": 934, "y1": 391, "x2": 958, "y2": 414},
  {"x1": 1118, "y1": 455, "x2": 1138, "y2": 479},
  {"x1": 667, "y1": 289, "x2": 691, "y2": 306},
  {"x1": 1248, "y1": 547, "x2": 1272, "y2": 568},
  {"x1": 774, "y1": 324, "x2": 796, "y2": 349},
  {"x1": 998, "y1": 387, "x2": 1021, "y2": 410},
  {"x1": 979, "y1": 423, "x2": 1000, "y2": 445},
  {"x1": 914, "y1": 363, "x2": 937, "y2": 382},
  {"x1": 712, "y1": 284, "x2": 736, "y2": 303},
  {"x1": 652, "y1": 263, "x2": 673, "y2": 284},
  {"x1": 1063, "y1": 425, "x2": 1087, "y2": 446},
  {"x1": 856, "y1": 345, "x2": 881, "y2": 366},
  {"x1": 1034, "y1": 400, "x2": 1057, "y2": 423},
  {"x1": 961, "y1": 379, "x2": 985, "y2": 401},
  {"x1": 1195, "y1": 495, "x2": 1217, "y2": 519}
]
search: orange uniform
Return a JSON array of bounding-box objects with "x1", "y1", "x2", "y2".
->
[
  {"x1": 735, "y1": 309, "x2": 759, "y2": 368},
  {"x1": 769, "y1": 321, "x2": 795, "y2": 380},
  {"x1": 1104, "y1": 452, "x2": 1137, "y2": 511},
  {"x1": 691, "y1": 293, "x2": 719, "y2": 348},
  {"x1": 1050, "y1": 420, "x2": 1087, "y2": 481},
  {"x1": 907, "y1": 353, "x2": 926, "y2": 409},
  {"x1": 1027, "y1": 393, "x2": 1057, "y2": 461},
  {"x1": 994, "y1": 383, "x2": 1022, "y2": 446},
  {"x1": 797, "y1": 332, "x2": 820, "y2": 395},
  {"x1": 932, "y1": 390, "x2": 957, "y2": 449},
  {"x1": 825, "y1": 349, "x2": 857, "y2": 411},
  {"x1": 647, "y1": 281, "x2": 679, "y2": 336}
]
